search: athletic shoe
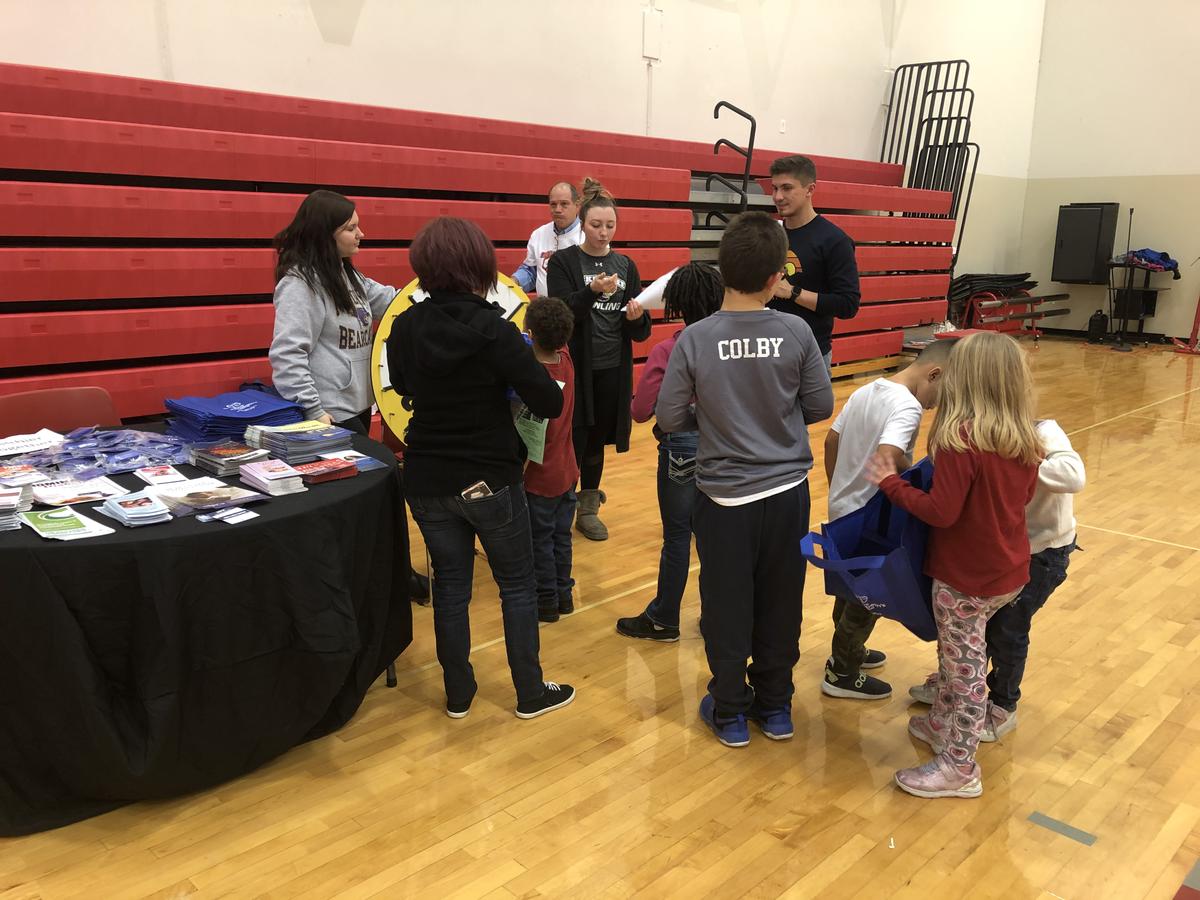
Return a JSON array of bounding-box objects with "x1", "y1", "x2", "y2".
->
[
  {"x1": 698, "y1": 694, "x2": 750, "y2": 748},
  {"x1": 908, "y1": 672, "x2": 937, "y2": 705},
  {"x1": 821, "y1": 660, "x2": 892, "y2": 699},
  {"x1": 748, "y1": 705, "x2": 794, "y2": 740},
  {"x1": 538, "y1": 604, "x2": 560, "y2": 624},
  {"x1": 861, "y1": 648, "x2": 887, "y2": 669},
  {"x1": 907, "y1": 714, "x2": 947, "y2": 754},
  {"x1": 980, "y1": 704, "x2": 1018, "y2": 742},
  {"x1": 615, "y1": 612, "x2": 680, "y2": 642},
  {"x1": 515, "y1": 682, "x2": 575, "y2": 719},
  {"x1": 446, "y1": 696, "x2": 473, "y2": 719},
  {"x1": 895, "y1": 757, "x2": 982, "y2": 799},
  {"x1": 558, "y1": 590, "x2": 574, "y2": 615}
]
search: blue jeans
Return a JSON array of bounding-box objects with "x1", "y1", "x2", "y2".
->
[
  {"x1": 408, "y1": 486, "x2": 543, "y2": 706},
  {"x1": 645, "y1": 431, "x2": 699, "y2": 628},
  {"x1": 526, "y1": 489, "x2": 576, "y2": 610},
  {"x1": 985, "y1": 541, "x2": 1075, "y2": 711}
]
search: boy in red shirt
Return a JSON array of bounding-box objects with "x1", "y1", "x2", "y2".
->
[{"x1": 523, "y1": 297, "x2": 580, "y2": 622}]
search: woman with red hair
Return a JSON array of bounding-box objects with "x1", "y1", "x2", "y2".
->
[{"x1": 386, "y1": 217, "x2": 576, "y2": 721}]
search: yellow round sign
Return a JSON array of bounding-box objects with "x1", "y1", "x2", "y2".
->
[{"x1": 371, "y1": 274, "x2": 530, "y2": 444}]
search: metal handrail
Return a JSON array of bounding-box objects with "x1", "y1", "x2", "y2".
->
[{"x1": 712, "y1": 100, "x2": 757, "y2": 212}]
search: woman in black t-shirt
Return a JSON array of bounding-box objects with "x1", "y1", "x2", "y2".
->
[{"x1": 546, "y1": 178, "x2": 651, "y2": 541}]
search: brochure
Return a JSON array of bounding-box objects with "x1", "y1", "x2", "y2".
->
[
  {"x1": 318, "y1": 451, "x2": 388, "y2": 473},
  {"x1": 0, "y1": 428, "x2": 64, "y2": 458},
  {"x1": 94, "y1": 491, "x2": 173, "y2": 528},
  {"x1": 151, "y1": 477, "x2": 268, "y2": 516},
  {"x1": 293, "y1": 458, "x2": 358, "y2": 484},
  {"x1": 134, "y1": 465, "x2": 188, "y2": 485},
  {"x1": 31, "y1": 476, "x2": 130, "y2": 506},
  {"x1": 19, "y1": 507, "x2": 115, "y2": 541},
  {"x1": 0, "y1": 464, "x2": 51, "y2": 487}
]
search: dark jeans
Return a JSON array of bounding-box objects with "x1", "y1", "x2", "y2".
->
[
  {"x1": 574, "y1": 366, "x2": 620, "y2": 490},
  {"x1": 829, "y1": 590, "x2": 880, "y2": 675},
  {"x1": 335, "y1": 409, "x2": 372, "y2": 435},
  {"x1": 692, "y1": 481, "x2": 810, "y2": 717},
  {"x1": 526, "y1": 489, "x2": 576, "y2": 610},
  {"x1": 408, "y1": 486, "x2": 543, "y2": 705},
  {"x1": 645, "y1": 431, "x2": 698, "y2": 628},
  {"x1": 986, "y1": 541, "x2": 1075, "y2": 711}
]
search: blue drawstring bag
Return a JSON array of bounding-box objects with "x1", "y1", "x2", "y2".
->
[{"x1": 801, "y1": 458, "x2": 937, "y2": 641}]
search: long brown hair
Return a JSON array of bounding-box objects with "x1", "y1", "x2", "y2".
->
[
  {"x1": 927, "y1": 331, "x2": 1042, "y2": 465},
  {"x1": 273, "y1": 190, "x2": 363, "y2": 316}
]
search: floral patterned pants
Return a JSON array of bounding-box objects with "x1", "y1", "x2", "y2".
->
[{"x1": 930, "y1": 579, "x2": 1023, "y2": 765}]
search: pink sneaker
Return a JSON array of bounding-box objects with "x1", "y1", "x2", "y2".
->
[
  {"x1": 907, "y1": 672, "x2": 937, "y2": 705},
  {"x1": 979, "y1": 704, "x2": 1018, "y2": 742},
  {"x1": 894, "y1": 756, "x2": 983, "y2": 799},
  {"x1": 907, "y1": 714, "x2": 947, "y2": 754}
]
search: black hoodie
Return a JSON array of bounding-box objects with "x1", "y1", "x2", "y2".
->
[{"x1": 386, "y1": 291, "x2": 563, "y2": 497}]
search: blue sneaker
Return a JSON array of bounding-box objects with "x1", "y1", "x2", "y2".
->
[
  {"x1": 698, "y1": 694, "x2": 750, "y2": 748},
  {"x1": 748, "y1": 705, "x2": 794, "y2": 740}
]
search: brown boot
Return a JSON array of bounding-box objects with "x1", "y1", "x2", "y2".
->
[{"x1": 575, "y1": 489, "x2": 609, "y2": 541}]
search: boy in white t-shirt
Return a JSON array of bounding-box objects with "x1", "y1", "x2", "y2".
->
[{"x1": 820, "y1": 338, "x2": 958, "y2": 700}]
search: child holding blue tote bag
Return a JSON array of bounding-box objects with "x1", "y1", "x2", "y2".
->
[
  {"x1": 803, "y1": 457, "x2": 937, "y2": 641},
  {"x1": 866, "y1": 332, "x2": 1041, "y2": 800},
  {"x1": 802, "y1": 339, "x2": 957, "y2": 701}
]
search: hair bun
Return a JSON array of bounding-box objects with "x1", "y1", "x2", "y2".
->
[{"x1": 581, "y1": 177, "x2": 611, "y2": 202}]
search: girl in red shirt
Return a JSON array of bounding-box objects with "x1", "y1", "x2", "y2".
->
[{"x1": 867, "y1": 332, "x2": 1041, "y2": 798}]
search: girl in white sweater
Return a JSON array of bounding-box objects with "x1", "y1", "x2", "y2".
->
[{"x1": 909, "y1": 418, "x2": 1085, "y2": 739}]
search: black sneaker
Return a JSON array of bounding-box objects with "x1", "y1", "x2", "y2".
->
[
  {"x1": 821, "y1": 659, "x2": 892, "y2": 700},
  {"x1": 409, "y1": 571, "x2": 431, "y2": 601},
  {"x1": 446, "y1": 693, "x2": 474, "y2": 719},
  {"x1": 538, "y1": 604, "x2": 560, "y2": 623},
  {"x1": 558, "y1": 590, "x2": 574, "y2": 615},
  {"x1": 862, "y1": 648, "x2": 887, "y2": 669},
  {"x1": 515, "y1": 682, "x2": 576, "y2": 719},
  {"x1": 616, "y1": 612, "x2": 680, "y2": 642}
]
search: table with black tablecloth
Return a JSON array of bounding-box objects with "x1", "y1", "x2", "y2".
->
[{"x1": 0, "y1": 434, "x2": 412, "y2": 836}]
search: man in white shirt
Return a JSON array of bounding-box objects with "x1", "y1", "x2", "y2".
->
[
  {"x1": 512, "y1": 182, "x2": 583, "y2": 297},
  {"x1": 820, "y1": 338, "x2": 956, "y2": 700}
]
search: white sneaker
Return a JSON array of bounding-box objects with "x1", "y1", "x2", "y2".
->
[
  {"x1": 908, "y1": 672, "x2": 937, "y2": 705},
  {"x1": 979, "y1": 704, "x2": 1017, "y2": 742}
]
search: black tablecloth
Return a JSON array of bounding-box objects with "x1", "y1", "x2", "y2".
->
[{"x1": 0, "y1": 435, "x2": 412, "y2": 836}]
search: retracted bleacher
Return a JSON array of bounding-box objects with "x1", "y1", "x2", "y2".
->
[{"x1": 0, "y1": 63, "x2": 954, "y2": 419}]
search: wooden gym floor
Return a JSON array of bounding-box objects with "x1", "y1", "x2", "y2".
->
[{"x1": 4, "y1": 338, "x2": 1200, "y2": 899}]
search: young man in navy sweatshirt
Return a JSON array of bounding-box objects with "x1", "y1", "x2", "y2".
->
[
  {"x1": 656, "y1": 212, "x2": 834, "y2": 747},
  {"x1": 766, "y1": 154, "x2": 861, "y2": 371}
]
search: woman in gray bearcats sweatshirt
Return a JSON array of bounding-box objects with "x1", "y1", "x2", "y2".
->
[{"x1": 269, "y1": 190, "x2": 398, "y2": 434}]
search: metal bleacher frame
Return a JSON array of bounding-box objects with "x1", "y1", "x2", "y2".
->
[{"x1": 0, "y1": 63, "x2": 957, "y2": 418}]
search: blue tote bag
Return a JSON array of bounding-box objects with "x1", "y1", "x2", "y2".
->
[{"x1": 800, "y1": 458, "x2": 937, "y2": 641}]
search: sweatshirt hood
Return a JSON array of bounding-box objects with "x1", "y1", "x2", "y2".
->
[{"x1": 412, "y1": 292, "x2": 500, "y2": 375}]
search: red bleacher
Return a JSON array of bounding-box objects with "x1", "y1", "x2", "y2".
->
[
  {"x1": 0, "y1": 63, "x2": 953, "y2": 419},
  {"x1": 0, "y1": 247, "x2": 689, "y2": 304},
  {"x1": 0, "y1": 305, "x2": 274, "y2": 368},
  {"x1": 0, "y1": 183, "x2": 691, "y2": 242},
  {"x1": 0, "y1": 113, "x2": 691, "y2": 201},
  {"x1": 0, "y1": 62, "x2": 903, "y2": 186}
]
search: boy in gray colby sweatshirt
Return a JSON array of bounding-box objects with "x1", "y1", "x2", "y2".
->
[{"x1": 657, "y1": 212, "x2": 833, "y2": 746}]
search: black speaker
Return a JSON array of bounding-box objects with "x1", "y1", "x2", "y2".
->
[{"x1": 1051, "y1": 202, "x2": 1119, "y2": 284}]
